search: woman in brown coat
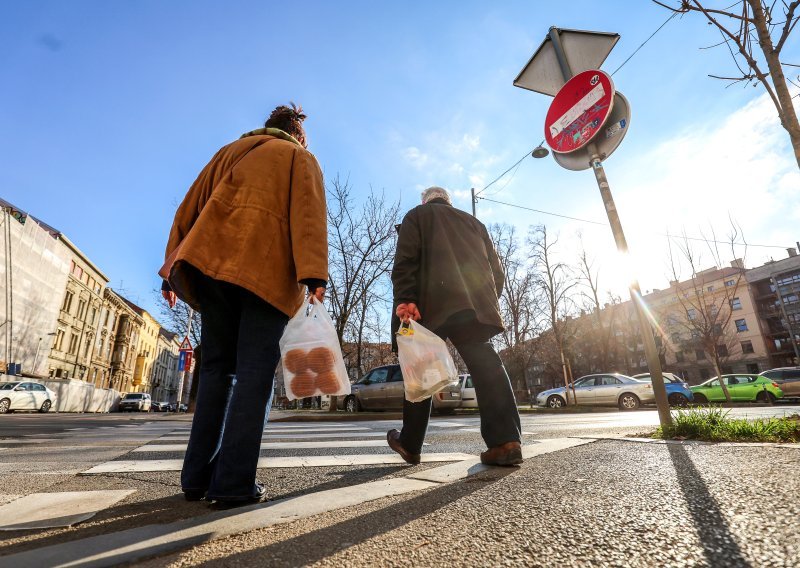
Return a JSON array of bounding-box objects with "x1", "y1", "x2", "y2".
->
[{"x1": 161, "y1": 104, "x2": 328, "y2": 508}]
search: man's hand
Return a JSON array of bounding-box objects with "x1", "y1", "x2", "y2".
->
[
  {"x1": 308, "y1": 287, "x2": 326, "y2": 304},
  {"x1": 162, "y1": 290, "x2": 177, "y2": 308},
  {"x1": 396, "y1": 302, "x2": 421, "y2": 322}
]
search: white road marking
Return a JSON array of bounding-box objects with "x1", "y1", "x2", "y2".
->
[
  {"x1": 408, "y1": 438, "x2": 596, "y2": 484},
  {"x1": 82, "y1": 452, "x2": 473, "y2": 474},
  {"x1": 132, "y1": 440, "x2": 417, "y2": 452},
  {"x1": 0, "y1": 490, "x2": 135, "y2": 531},
  {"x1": 159, "y1": 431, "x2": 389, "y2": 441},
  {"x1": 0, "y1": 478, "x2": 437, "y2": 568}
]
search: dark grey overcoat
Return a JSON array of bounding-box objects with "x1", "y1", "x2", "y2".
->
[{"x1": 391, "y1": 199, "x2": 505, "y2": 345}]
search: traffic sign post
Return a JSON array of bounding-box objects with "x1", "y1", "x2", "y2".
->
[
  {"x1": 516, "y1": 26, "x2": 672, "y2": 427},
  {"x1": 175, "y1": 312, "x2": 194, "y2": 410}
]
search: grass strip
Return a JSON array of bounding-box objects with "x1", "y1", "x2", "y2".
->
[{"x1": 654, "y1": 407, "x2": 800, "y2": 443}]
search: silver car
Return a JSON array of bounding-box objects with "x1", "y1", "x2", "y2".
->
[
  {"x1": 340, "y1": 364, "x2": 461, "y2": 414},
  {"x1": 536, "y1": 373, "x2": 654, "y2": 410}
]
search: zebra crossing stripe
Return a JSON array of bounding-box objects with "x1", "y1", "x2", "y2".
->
[
  {"x1": 132, "y1": 440, "x2": 400, "y2": 452},
  {"x1": 158, "y1": 432, "x2": 388, "y2": 441},
  {"x1": 81, "y1": 452, "x2": 473, "y2": 474},
  {"x1": 0, "y1": 490, "x2": 135, "y2": 530}
]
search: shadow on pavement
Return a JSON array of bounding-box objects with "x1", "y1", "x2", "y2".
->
[
  {"x1": 0, "y1": 465, "x2": 417, "y2": 555},
  {"x1": 193, "y1": 467, "x2": 519, "y2": 567},
  {"x1": 666, "y1": 444, "x2": 750, "y2": 567}
]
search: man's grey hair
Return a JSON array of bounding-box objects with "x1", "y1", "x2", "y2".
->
[{"x1": 421, "y1": 186, "x2": 452, "y2": 205}]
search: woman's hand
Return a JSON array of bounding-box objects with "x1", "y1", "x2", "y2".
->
[
  {"x1": 309, "y1": 286, "x2": 326, "y2": 304},
  {"x1": 162, "y1": 290, "x2": 177, "y2": 308}
]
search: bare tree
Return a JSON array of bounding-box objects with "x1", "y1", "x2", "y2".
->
[
  {"x1": 654, "y1": 0, "x2": 800, "y2": 168},
  {"x1": 326, "y1": 176, "x2": 401, "y2": 410},
  {"x1": 528, "y1": 225, "x2": 578, "y2": 404},
  {"x1": 575, "y1": 236, "x2": 616, "y2": 372},
  {"x1": 663, "y1": 227, "x2": 748, "y2": 401},
  {"x1": 155, "y1": 294, "x2": 201, "y2": 347},
  {"x1": 489, "y1": 223, "x2": 541, "y2": 405}
]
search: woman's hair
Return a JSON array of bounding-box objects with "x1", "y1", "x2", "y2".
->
[{"x1": 265, "y1": 102, "x2": 307, "y2": 147}]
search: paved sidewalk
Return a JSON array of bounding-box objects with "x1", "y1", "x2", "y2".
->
[{"x1": 143, "y1": 439, "x2": 800, "y2": 567}]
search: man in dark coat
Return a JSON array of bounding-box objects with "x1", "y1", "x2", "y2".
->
[{"x1": 387, "y1": 187, "x2": 522, "y2": 466}]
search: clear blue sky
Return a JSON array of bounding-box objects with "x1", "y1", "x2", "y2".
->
[{"x1": 2, "y1": 1, "x2": 798, "y2": 320}]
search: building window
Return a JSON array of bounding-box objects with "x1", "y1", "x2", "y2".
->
[
  {"x1": 725, "y1": 279, "x2": 735, "y2": 287},
  {"x1": 77, "y1": 299, "x2": 87, "y2": 320},
  {"x1": 90, "y1": 307, "x2": 97, "y2": 325},
  {"x1": 695, "y1": 349, "x2": 706, "y2": 360},
  {"x1": 68, "y1": 334, "x2": 79, "y2": 355},
  {"x1": 712, "y1": 324, "x2": 722, "y2": 336},
  {"x1": 62, "y1": 291, "x2": 74, "y2": 313},
  {"x1": 676, "y1": 351, "x2": 685, "y2": 363},
  {"x1": 747, "y1": 363, "x2": 759, "y2": 374},
  {"x1": 99, "y1": 338, "x2": 105, "y2": 355},
  {"x1": 741, "y1": 340, "x2": 754, "y2": 354},
  {"x1": 54, "y1": 329, "x2": 65, "y2": 351},
  {"x1": 671, "y1": 332, "x2": 681, "y2": 344},
  {"x1": 730, "y1": 298, "x2": 742, "y2": 310},
  {"x1": 735, "y1": 319, "x2": 748, "y2": 332},
  {"x1": 687, "y1": 308, "x2": 697, "y2": 320},
  {"x1": 707, "y1": 286, "x2": 714, "y2": 292},
  {"x1": 716, "y1": 344, "x2": 728, "y2": 357},
  {"x1": 83, "y1": 339, "x2": 91, "y2": 358},
  {"x1": 700, "y1": 368, "x2": 710, "y2": 380}
]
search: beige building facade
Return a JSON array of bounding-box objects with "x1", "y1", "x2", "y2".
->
[
  {"x1": 47, "y1": 237, "x2": 110, "y2": 380},
  {"x1": 152, "y1": 329, "x2": 181, "y2": 403},
  {"x1": 121, "y1": 299, "x2": 160, "y2": 394}
]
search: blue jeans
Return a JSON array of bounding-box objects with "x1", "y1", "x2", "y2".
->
[
  {"x1": 399, "y1": 317, "x2": 521, "y2": 454},
  {"x1": 181, "y1": 276, "x2": 288, "y2": 500}
]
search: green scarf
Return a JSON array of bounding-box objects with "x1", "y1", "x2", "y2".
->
[{"x1": 240, "y1": 127, "x2": 302, "y2": 147}]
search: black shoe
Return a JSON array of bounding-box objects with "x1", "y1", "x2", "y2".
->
[
  {"x1": 210, "y1": 483, "x2": 267, "y2": 510},
  {"x1": 183, "y1": 489, "x2": 206, "y2": 502},
  {"x1": 387, "y1": 429, "x2": 421, "y2": 465}
]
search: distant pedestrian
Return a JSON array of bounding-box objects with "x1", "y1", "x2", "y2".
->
[
  {"x1": 388, "y1": 186, "x2": 522, "y2": 466},
  {"x1": 160, "y1": 103, "x2": 328, "y2": 508}
]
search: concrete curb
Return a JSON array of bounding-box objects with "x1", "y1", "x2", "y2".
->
[{"x1": 571, "y1": 435, "x2": 800, "y2": 449}]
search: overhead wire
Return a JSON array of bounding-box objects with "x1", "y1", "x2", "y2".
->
[{"x1": 476, "y1": 195, "x2": 792, "y2": 250}]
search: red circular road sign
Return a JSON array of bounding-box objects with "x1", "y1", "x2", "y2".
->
[{"x1": 544, "y1": 70, "x2": 615, "y2": 154}]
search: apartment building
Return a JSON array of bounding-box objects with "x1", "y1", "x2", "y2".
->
[
  {"x1": 152, "y1": 329, "x2": 180, "y2": 403},
  {"x1": 745, "y1": 250, "x2": 800, "y2": 369}
]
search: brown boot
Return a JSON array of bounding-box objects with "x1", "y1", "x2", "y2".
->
[
  {"x1": 387, "y1": 429, "x2": 421, "y2": 465},
  {"x1": 480, "y1": 442, "x2": 523, "y2": 466}
]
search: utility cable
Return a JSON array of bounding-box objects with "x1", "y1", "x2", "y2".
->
[{"x1": 476, "y1": 195, "x2": 792, "y2": 250}]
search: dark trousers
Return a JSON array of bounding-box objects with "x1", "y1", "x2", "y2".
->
[
  {"x1": 399, "y1": 320, "x2": 522, "y2": 454},
  {"x1": 181, "y1": 277, "x2": 289, "y2": 500}
]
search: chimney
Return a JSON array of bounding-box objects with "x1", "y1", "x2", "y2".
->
[
  {"x1": 730, "y1": 258, "x2": 744, "y2": 269},
  {"x1": 788, "y1": 248, "x2": 797, "y2": 258}
]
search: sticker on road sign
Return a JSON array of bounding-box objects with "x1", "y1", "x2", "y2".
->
[
  {"x1": 544, "y1": 69, "x2": 615, "y2": 154},
  {"x1": 605, "y1": 118, "x2": 627, "y2": 139}
]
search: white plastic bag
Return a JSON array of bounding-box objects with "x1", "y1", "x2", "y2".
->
[
  {"x1": 279, "y1": 298, "x2": 351, "y2": 401},
  {"x1": 396, "y1": 320, "x2": 459, "y2": 403}
]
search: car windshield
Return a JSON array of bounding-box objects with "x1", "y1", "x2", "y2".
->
[
  {"x1": 0, "y1": 383, "x2": 20, "y2": 390},
  {"x1": 123, "y1": 394, "x2": 144, "y2": 399},
  {"x1": 634, "y1": 375, "x2": 677, "y2": 384}
]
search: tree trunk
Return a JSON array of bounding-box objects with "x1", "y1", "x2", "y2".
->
[
  {"x1": 748, "y1": 0, "x2": 800, "y2": 169},
  {"x1": 712, "y1": 353, "x2": 732, "y2": 403}
]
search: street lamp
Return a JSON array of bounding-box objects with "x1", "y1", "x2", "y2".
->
[{"x1": 32, "y1": 333, "x2": 57, "y2": 376}]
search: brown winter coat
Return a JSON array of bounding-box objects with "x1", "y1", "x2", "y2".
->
[{"x1": 162, "y1": 130, "x2": 328, "y2": 317}]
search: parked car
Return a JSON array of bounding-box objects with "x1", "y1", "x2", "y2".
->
[
  {"x1": 118, "y1": 392, "x2": 152, "y2": 412},
  {"x1": 690, "y1": 374, "x2": 783, "y2": 404},
  {"x1": 759, "y1": 368, "x2": 800, "y2": 400},
  {"x1": 340, "y1": 364, "x2": 461, "y2": 414},
  {"x1": 458, "y1": 374, "x2": 477, "y2": 408},
  {"x1": 631, "y1": 372, "x2": 694, "y2": 406},
  {"x1": 536, "y1": 373, "x2": 655, "y2": 410},
  {"x1": 0, "y1": 381, "x2": 56, "y2": 413},
  {"x1": 150, "y1": 401, "x2": 170, "y2": 412}
]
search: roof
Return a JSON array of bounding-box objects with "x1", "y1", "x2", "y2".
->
[{"x1": 0, "y1": 197, "x2": 109, "y2": 281}]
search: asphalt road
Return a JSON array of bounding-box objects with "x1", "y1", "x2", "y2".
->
[{"x1": 1, "y1": 408, "x2": 798, "y2": 566}]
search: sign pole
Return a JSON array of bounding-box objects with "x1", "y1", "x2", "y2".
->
[
  {"x1": 587, "y1": 146, "x2": 671, "y2": 426},
  {"x1": 471, "y1": 187, "x2": 476, "y2": 217},
  {"x1": 547, "y1": 27, "x2": 672, "y2": 426},
  {"x1": 175, "y1": 307, "x2": 194, "y2": 410}
]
